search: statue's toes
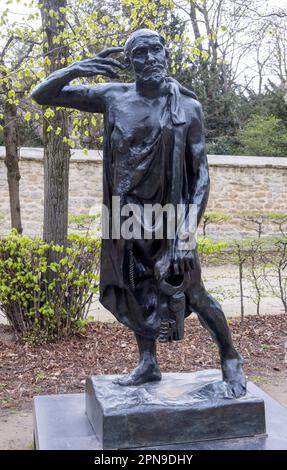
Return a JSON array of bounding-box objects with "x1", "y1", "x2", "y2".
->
[
  {"x1": 112, "y1": 375, "x2": 133, "y2": 386},
  {"x1": 228, "y1": 381, "x2": 247, "y2": 399}
]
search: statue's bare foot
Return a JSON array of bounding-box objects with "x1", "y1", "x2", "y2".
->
[
  {"x1": 221, "y1": 354, "x2": 247, "y2": 398},
  {"x1": 113, "y1": 361, "x2": 162, "y2": 386}
]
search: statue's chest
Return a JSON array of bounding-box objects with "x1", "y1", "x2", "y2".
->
[{"x1": 110, "y1": 98, "x2": 167, "y2": 153}]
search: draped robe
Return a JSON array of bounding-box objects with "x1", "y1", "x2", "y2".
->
[{"x1": 99, "y1": 80, "x2": 197, "y2": 339}]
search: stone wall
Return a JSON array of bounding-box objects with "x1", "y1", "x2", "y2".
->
[
  {"x1": 0, "y1": 147, "x2": 286, "y2": 238},
  {"x1": 206, "y1": 155, "x2": 287, "y2": 238},
  {"x1": 0, "y1": 147, "x2": 103, "y2": 236}
]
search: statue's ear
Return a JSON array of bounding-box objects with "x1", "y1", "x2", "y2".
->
[
  {"x1": 165, "y1": 48, "x2": 170, "y2": 61},
  {"x1": 124, "y1": 55, "x2": 132, "y2": 70}
]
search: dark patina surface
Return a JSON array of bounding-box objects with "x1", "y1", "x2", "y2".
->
[{"x1": 32, "y1": 29, "x2": 246, "y2": 397}]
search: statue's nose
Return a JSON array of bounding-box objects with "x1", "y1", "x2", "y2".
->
[{"x1": 146, "y1": 52, "x2": 156, "y2": 64}]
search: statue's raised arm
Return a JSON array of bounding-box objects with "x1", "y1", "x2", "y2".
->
[{"x1": 31, "y1": 47, "x2": 125, "y2": 113}]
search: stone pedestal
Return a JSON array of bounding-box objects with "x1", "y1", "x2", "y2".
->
[
  {"x1": 33, "y1": 373, "x2": 287, "y2": 450},
  {"x1": 85, "y1": 370, "x2": 266, "y2": 449}
]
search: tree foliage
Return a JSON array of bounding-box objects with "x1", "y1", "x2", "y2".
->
[
  {"x1": 1, "y1": 0, "x2": 286, "y2": 159},
  {"x1": 237, "y1": 114, "x2": 287, "y2": 157}
]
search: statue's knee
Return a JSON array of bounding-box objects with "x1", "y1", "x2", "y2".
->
[{"x1": 188, "y1": 286, "x2": 207, "y2": 311}]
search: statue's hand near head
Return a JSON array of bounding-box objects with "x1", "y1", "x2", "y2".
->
[{"x1": 73, "y1": 47, "x2": 125, "y2": 80}]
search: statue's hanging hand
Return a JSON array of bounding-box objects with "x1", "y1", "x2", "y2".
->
[
  {"x1": 154, "y1": 251, "x2": 173, "y2": 282},
  {"x1": 172, "y1": 250, "x2": 194, "y2": 276},
  {"x1": 154, "y1": 244, "x2": 195, "y2": 282}
]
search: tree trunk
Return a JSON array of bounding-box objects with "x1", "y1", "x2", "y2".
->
[
  {"x1": 3, "y1": 96, "x2": 23, "y2": 234},
  {"x1": 42, "y1": 111, "x2": 70, "y2": 247},
  {"x1": 189, "y1": 3, "x2": 202, "y2": 52},
  {"x1": 40, "y1": 0, "x2": 70, "y2": 247}
]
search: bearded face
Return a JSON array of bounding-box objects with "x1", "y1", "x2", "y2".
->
[{"x1": 128, "y1": 35, "x2": 168, "y2": 87}]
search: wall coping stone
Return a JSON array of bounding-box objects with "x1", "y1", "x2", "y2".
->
[
  {"x1": 0, "y1": 146, "x2": 102, "y2": 163},
  {"x1": 0, "y1": 147, "x2": 286, "y2": 168}
]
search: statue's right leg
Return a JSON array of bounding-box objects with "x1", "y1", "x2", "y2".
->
[
  {"x1": 189, "y1": 285, "x2": 247, "y2": 398},
  {"x1": 113, "y1": 333, "x2": 162, "y2": 386},
  {"x1": 186, "y1": 250, "x2": 246, "y2": 398}
]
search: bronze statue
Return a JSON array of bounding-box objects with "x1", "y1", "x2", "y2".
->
[{"x1": 32, "y1": 29, "x2": 246, "y2": 398}]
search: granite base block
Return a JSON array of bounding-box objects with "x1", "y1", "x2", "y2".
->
[{"x1": 85, "y1": 370, "x2": 266, "y2": 449}]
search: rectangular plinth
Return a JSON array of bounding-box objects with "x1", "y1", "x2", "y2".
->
[{"x1": 85, "y1": 369, "x2": 266, "y2": 449}]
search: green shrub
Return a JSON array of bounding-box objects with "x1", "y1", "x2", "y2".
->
[
  {"x1": 197, "y1": 237, "x2": 227, "y2": 255},
  {"x1": 0, "y1": 231, "x2": 100, "y2": 344}
]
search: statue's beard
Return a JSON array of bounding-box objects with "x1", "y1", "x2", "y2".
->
[{"x1": 137, "y1": 67, "x2": 167, "y2": 86}]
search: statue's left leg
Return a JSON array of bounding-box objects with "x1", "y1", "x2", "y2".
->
[{"x1": 187, "y1": 254, "x2": 246, "y2": 398}]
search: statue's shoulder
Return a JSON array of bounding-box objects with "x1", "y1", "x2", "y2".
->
[
  {"x1": 180, "y1": 93, "x2": 203, "y2": 122},
  {"x1": 170, "y1": 78, "x2": 202, "y2": 119},
  {"x1": 180, "y1": 93, "x2": 201, "y2": 107},
  {"x1": 86, "y1": 82, "x2": 132, "y2": 106},
  {"x1": 98, "y1": 82, "x2": 133, "y2": 98}
]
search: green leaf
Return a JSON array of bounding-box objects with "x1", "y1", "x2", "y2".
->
[{"x1": 24, "y1": 112, "x2": 31, "y2": 122}]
